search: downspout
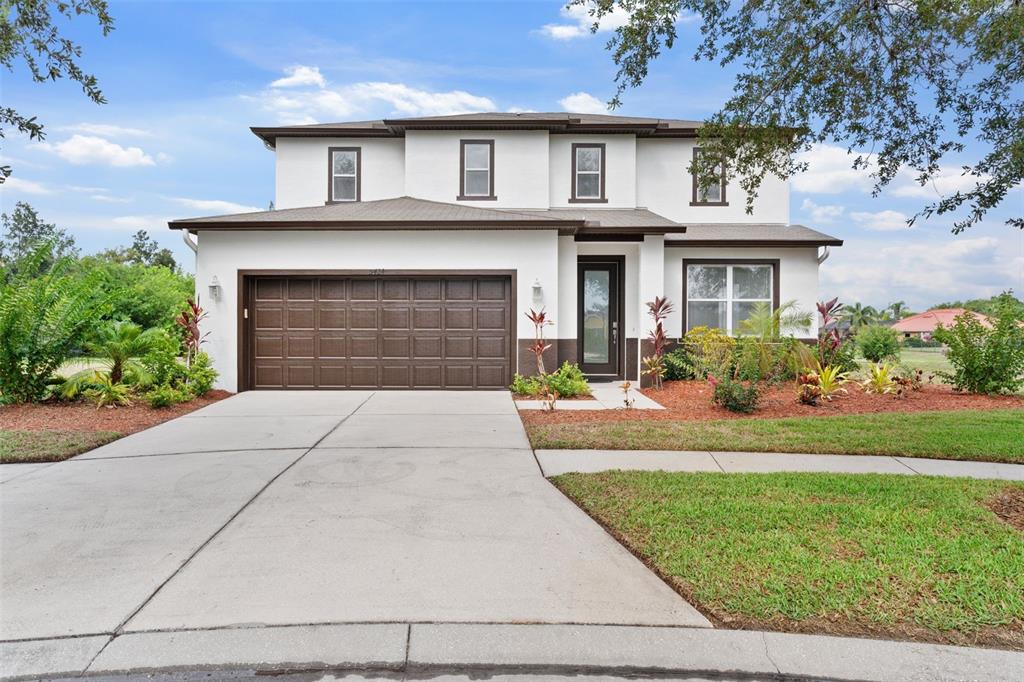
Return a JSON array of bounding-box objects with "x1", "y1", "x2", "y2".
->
[
  {"x1": 817, "y1": 246, "x2": 830, "y2": 264},
  {"x1": 182, "y1": 229, "x2": 198, "y2": 253}
]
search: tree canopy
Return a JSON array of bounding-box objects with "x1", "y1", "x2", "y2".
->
[
  {"x1": 0, "y1": 201, "x2": 78, "y2": 275},
  {"x1": 0, "y1": 0, "x2": 114, "y2": 181},
  {"x1": 580, "y1": 0, "x2": 1023, "y2": 233}
]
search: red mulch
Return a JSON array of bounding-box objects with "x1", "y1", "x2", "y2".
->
[
  {"x1": 987, "y1": 487, "x2": 1024, "y2": 532},
  {"x1": 0, "y1": 390, "x2": 232, "y2": 434},
  {"x1": 520, "y1": 380, "x2": 1024, "y2": 425}
]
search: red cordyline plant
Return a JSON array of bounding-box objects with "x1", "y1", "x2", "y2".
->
[
  {"x1": 816, "y1": 297, "x2": 846, "y2": 366},
  {"x1": 642, "y1": 296, "x2": 675, "y2": 390},
  {"x1": 525, "y1": 308, "x2": 552, "y2": 375},
  {"x1": 175, "y1": 297, "x2": 209, "y2": 369}
]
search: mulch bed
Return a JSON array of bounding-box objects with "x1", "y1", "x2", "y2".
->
[
  {"x1": 987, "y1": 487, "x2": 1024, "y2": 532},
  {"x1": 0, "y1": 390, "x2": 232, "y2": 434},
  {"x1": 520, "y1": 380, "x2": 1024, "y2": 425}
]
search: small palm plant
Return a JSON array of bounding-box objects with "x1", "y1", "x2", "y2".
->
[
  {"x1": 739, "y1": 300, "x2": 812, "y2": 341},
  {"x1": 88, "y1": 320, "x2": 160, "y2": 384}
]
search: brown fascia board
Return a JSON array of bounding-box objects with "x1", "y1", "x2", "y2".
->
[
  {"x1": 251, "y1": 126, "x2": 398, "y2": 147},
  {"x1": 665, "y1": 237, "x2": 843, "y2": 247},
  {"x1": 168, "y1": 219, "x2": 585, "y2": 231}
]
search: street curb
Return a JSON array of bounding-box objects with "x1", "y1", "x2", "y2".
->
[{"x1": 3, "y1": 622, "x2": 1021, "y2": 681}]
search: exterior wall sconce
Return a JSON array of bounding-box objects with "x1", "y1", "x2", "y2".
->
[
  {"x1": 208, "y1": 275, "x2": 221, "y2": 301},
  {"x1": 532, "y1": 278, "x2": 543, "y2": 305}
]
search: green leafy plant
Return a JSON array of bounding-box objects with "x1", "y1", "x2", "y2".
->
[
  {"x1": 933, "y1": 299, "x2": 1024, "y2": 395},
  {"x1": 663, "y1": 345, "x2": 695, "y2": 380},
  {"x1": 0, "y1": 242, "x2": 108, "y2": 403},
  {"x1": 145, "y1": 383, "x2": 191, "y2": 408},
  {"x1": 141, "y1": 329, "x2": 186, "y2": 387},
  {"x1": 84, "y1": 372, "x2": 132, "y2": 408},
  {"x1": 709, "y1": 374, "x2": 761, "y2": 413},
  {"x1": 682, "y1": 326, "x2": 736, "y2": 379},
  {"x1": 510, "y1": 373, "x2": 542, "y2": 396},
  {"x1": 815, "y1": 362, "x2": 849, "y2": 401},
  {"x1": 510, "y1": 362, "x2": 590, "y2": 399},
  {"x1": 861, "y1": 362, "x2": 897, "y2": 395},
  {"x1": 738, "y1": 300, "x2": 811, "y2": 340},
  {"x1": 641, "y1": 354, "x2": 667, "y2": 386},
  {"x1": 87, "y1": 319, "x2": 160, "y2": 384},
  {"x1": 185, "y1": 351, "x2": 217, "y2": 396},
  {"x1": 857, "y1": 324, "x2": 901, "y2": 363}
]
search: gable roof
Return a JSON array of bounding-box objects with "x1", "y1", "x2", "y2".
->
[
  {"x1": 167, "y1": 196, "x2": 685, "y2": 236},
  {"x1": 252, "y1": 112, "x2": 705, "y2": 147},
  {"x1": 890, "y1": 308, "x2": 991, "y2": 333}
]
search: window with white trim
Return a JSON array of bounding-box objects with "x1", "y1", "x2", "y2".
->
[
  {"x1": 330, "y1": 148, "x2": 359, "y2": 202},
  {"x1": 686, "y1": 263, "x2": 773, "y2": 333}
]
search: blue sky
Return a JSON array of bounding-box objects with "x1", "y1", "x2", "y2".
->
[{"x1": 2, "y1": 0, "x2": 1022, "y2": 311}]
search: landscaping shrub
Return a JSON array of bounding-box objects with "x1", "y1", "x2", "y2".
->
[
  {"x1": 146, "y1": 383, "x2": 191, "y2": 408},
  {"x1": 830, "y1": 340, "x2": 860, "y2": 374},
  {"x1": 933, "y1": 298, "x2": 1024, "y2": 395},
  {"x1": 732, "y1": 337, "x2": 804, "y2": 384},
  {"x1": 663, "y1": 346, "x2": 695, "y2": 380},
  {"x1": 142, "y1": 329, "x2": 187, "y2": 387},
  {"x1": 85, "y1": 372, "x2": 133, "y2": 407},
  {"x1": 0, "y1": 243, "x2": 108, "y2": 403},
  {"x1": 682, "y1": 326, "x2": 735, "y2": 379},
  {"x1": 902, "y1": 336, "x2": 941, "y2": 348},
  {"x1": 509, "y1": 362, "x2": 590, "y2": 398},
  {"x1": 185, "y1": 351, "x2": 218, "y2": 396},
  {"x1": 709, "y1": 375, "x2": 761, "y2": 413},
  {"x1": 857, "y1": 324, "x2": 901, "y2": 363},
  {"x1": 86, "y1": 319, "x2": 161, "y2": 385}
]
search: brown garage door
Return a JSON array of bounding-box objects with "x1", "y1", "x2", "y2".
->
[{"x1": 243, "y1": 274, "x2": 513, "y2": 390}]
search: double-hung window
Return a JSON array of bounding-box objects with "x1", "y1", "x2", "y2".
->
[
  {"x1": 685, "y1": 262, "x2": 775, "y2": 334},
  {"x1": 571, "y1": 143, "x2": 606, "y2": 202},
  {"x1": 328, "y1": 147, "x2": 360, "y2": 202},
  {"x1": 690, "y1": 147, "x2": 727, "y2": 206},
  {"x1": 459, "y1": 140, "x2": 495, "y2": 200}
]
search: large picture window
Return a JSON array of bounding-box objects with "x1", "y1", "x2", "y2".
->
[
  {"x1": 570, "y1": 143, "x2": 606, "y2": 202},
  {"x1": 684, "y1": 261, "x2": 777, "y2": 334},
  {"x1": 459, "y1": 140, "x2": 495, "y2": 200},
  {"x1": 328, "y1": 147, "x2": 360, "y2": 202}
]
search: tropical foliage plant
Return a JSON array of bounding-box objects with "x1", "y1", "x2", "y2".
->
[
  {"x1": 815, "y1": 362, "x2": 849, "y2": 401},
  {"x1": 0, "y1": 243, "x2": 108, "y2": 403},
  {"x1": 857, "y1": 324, "x2": 901, "y2": 363},
  {"x1": 84, "y1": 372, "x2": 132, "y2": 408},
  {"x1": 861, "y1": 362, "x2": 897, "y2": 395},
  {"x1": 933, "y1": 299, "x2": 1024, "y2": 395},
  {"x1": 708, "y1": 374, "x2": 761, "y2": 413},
  {"x1": 642, "y1": 296, "x2": 674, "y2": 389},
  {"x1": 524, "y1": 308, "x2": 552, "y2": 375},
  {"x1": 738, "y1": 300, "x2": 811, "y2": 340}
]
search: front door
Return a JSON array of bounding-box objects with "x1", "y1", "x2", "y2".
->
[{"x1": 577, "y1": 258, "x2": 622, "y2": 376}]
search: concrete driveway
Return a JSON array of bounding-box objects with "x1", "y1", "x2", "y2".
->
[{"x1": 1, "y1": 391, "x2": 706, "y2": 656}]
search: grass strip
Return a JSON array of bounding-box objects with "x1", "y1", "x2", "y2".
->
[{"x1": 0, "y1": 430, "x2": 122, "y2": 463}]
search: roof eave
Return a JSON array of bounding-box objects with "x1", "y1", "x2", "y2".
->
[{"x1": 665, "y1": 238, "x2": 844, "y2": 247}]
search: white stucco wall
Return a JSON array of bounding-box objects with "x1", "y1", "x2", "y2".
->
[
  {"x1": 404, "y1": 130, "x2": 550, "y2": 208},
  {"x1": 663, "y1": 246, "x2": 821, "y2": 338},
  {"x1": 274, "y1": 137, "x2": 406, "y2": 209},
  {"x1": 549, "y1": 135, "x2": 637, "y2": 208},
  {"x1": 636, "y1": 139, "x2": 789, "y2": 224},
  {"x1": 195, "y1": 229, "x2": 561, "y2": 391}
]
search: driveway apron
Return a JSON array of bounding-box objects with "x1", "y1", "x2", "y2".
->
[{"x1": 1, "y1": 391, "x2": 707, "y2": 647}]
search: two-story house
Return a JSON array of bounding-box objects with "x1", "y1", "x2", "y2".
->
[{"x1": 170, "y1": 112, "x2": 842, "y2": 392}]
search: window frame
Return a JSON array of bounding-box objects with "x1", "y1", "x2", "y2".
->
[
  {"x1": 682, "y1": 259, "x2": 780, "y2": 334},
  {"x1": 326, "y1": 146, "x2": 361, "y2": 203},
  {"x1": 570, "y1": 142, "x2": 607, "y2": 203},
  {"x1": 457, "y1": 139, "x2": 497, "y2": 201},
  {"x1": 690, "y1": 147, "x2": 728, "y2": 207}
]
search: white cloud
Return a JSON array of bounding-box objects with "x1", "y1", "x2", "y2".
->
[
  {"x1": 821, "y1": 236, "x2": 1008, "y2": 308},
  {"x1": 270, "y1": 65, "x2": 326, "y2": 89},
  {"x1": 58, "y1": 123, "x2": 152, "y2": 138},
  {"x1": 250, "y1": 72, "x2": 496, "y2": 123},
  {"x1": 799, "y1": 198, "x2": 844, "y2": 224},
  {"x1": 792, "y1": 144, "x2": 875, "y2": 194},
  {"x1": 91, "y1": 194, "x2": 132, "y2": 204},
  {"x1": 41, "y1": 135, "x2": 156, "y2": 167},
  {"x1": 558, "y1": 91, "x2": 607, "y2": 114},
  {"x1": 1, "y1": 176, "x2": 52, "y2": 195},
  {"x1": 105, "y1": 214, "x2": 174, "y2": 231},
  {"x1": 891, "y1": 167, "x2": 985, "y2": 199},
  {"x1": 173, "y1": 197, "x2": 262, "y2": 215},
  {"x1": 538, "y1": 2, "x2": 631, "y2": 40},
  {"x1": 849, "y1": 209, "x2": 910, "y2": 231}
]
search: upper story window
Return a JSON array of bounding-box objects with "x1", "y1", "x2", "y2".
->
[
  {"x1": 458, "y1": 140, "x2": 496, "y2": 200},
  {"x1": 690, "y1": 147, "x2": 727, "y2": 206},
  {"x1": 328, "y1": 147, "x2": 360, "y2": 202},
  {"x1": 571, "y1": 143, "x2": 607, "y2": 203}
]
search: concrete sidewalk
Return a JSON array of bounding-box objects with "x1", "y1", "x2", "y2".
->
[
  {"x1": 4, "y1": 622, "x2": 1021, "y2": 681},
  {"x1": 536, "y1": 449, "x2": 1024, "y2": 480}
]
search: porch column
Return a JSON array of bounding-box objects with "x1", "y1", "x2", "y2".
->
[{"x1": 638, "y1": 234, "x2": 665, "y2": 385}]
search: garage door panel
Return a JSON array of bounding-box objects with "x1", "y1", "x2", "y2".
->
[{"x1": 247, "y1": 275, "x2": 511, "y2": 390}]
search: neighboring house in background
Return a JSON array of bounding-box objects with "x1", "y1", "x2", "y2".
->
[
  {"x1": 891, "y1": 308, "x2": 991, "y2": 340},
  {"x1": 169, "y1": 112, "x2": 842, "y2": 391}
]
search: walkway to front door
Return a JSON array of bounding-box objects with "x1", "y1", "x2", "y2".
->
[{"x1": 1, "y1": 391, "x2": 707, "y2": 646}]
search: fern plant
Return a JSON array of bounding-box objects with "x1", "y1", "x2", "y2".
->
[{"x1": 0, "y1": 243, "x2": 108, "y2": 403}]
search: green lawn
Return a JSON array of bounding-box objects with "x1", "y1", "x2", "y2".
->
[
  {"x1": 527, "y1": 409, "x2": 1024, "y2": 463},
  {"x1": 0, "y1": 430, "x2": 121, "y2": 463},
  {"x1": 855, "y1": 347, "x2": 952, "y2": 375},
  {"x1": 553, "y1": 471, "x2": 1024, "y2": 648}
]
